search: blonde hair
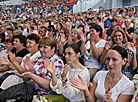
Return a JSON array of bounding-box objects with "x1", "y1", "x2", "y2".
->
[
  {"x1": 124, "y1": 19, "x2": 131, "y2": 22},
  {"x1": 65, "y1": 22, "x2": 70, "y2": 28},
  {"x1": 72, "y1": 29, "x2": 81, "y2": 39},
  {"x1": 39, "y1": 37, "x2": 57, "y2": 53},
  {"x1": 110, "y1": 28, "x2": 127, "y2": 46}
]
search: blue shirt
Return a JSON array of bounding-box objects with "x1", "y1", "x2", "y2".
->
[{"x1": 104, "y1": 18, "x2": 111, "y2": 28}]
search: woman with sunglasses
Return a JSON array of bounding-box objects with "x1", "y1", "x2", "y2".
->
[
  {"x1": 70, "y1": 46, "x2": 134, "y2": 102},
  {"x1": 101, "y1": 28, "x2": 137, "y2": 80},
  {"x1": 45, "y1": 43, "x2": 90, "y2": 102}
]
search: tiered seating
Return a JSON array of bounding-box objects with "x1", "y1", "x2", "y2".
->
[{"x1": 34, "y1": 0, "x2": 78, "y2": 6}]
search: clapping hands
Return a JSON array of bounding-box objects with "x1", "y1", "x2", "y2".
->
[
  {"x1": 105, "y1": 41, "x2": 111, "y2": 51},
  {"x1": 44, "y1": 59, "x2": 55, "y2": 75},
  {"x1": 80, "y1": 32, "x2": 86, "y2": 43},
  {"x1": 127, "y1": 42, "x2": 136, "y2": 54},
  {"x1": 23, "y1": 56, "x2": 34, "y2": 72},
  {"x1": 61, "y1": 64, "x2": 68, "y2": 80},
  {"x1": 70, "y1": 75, "x2": 87, "y2": 91},
  {"x1": 103, "y1": 87, "x2": 112, "y2": 102}
]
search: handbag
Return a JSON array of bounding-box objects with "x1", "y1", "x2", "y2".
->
[
  {"x1": 1, "y1": 75, "x2": 24, "y2": 90},
  {"x1": 0, "y1": 80, "x2": 38, "y2": 102},
  {"x1": 32, "y1": 95, "x2": 52, "y2": 102}
]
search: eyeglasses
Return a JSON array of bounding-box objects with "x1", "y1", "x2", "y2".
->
[{"x1": 63, "y1": 52, "x2": 74, "y2": 56}]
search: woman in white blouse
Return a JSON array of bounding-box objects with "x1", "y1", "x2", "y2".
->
[
  {"x1": 44, "y1": 43, "x2": 90, "y2": 102},
  {"x1": 70, "y1": 46, "x2": 134, "y2": 102},
  {"x1": 80, "y1": 23, "x2": 106, "y2": 81}
]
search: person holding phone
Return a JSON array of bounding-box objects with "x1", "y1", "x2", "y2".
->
[{"x1": 80, "y1": 23, "x2": 106, "y2": 81}]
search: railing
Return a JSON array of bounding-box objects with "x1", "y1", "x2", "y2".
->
[{"x1": 91, "y1": 0, "x2": 102, "y2": 10}]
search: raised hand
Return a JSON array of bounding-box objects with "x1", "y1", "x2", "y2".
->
[
  {"x1": 135, "y1": 93, "x2": 138, "y2": 102},
  {"x1": 90, "y1": 32, "x2": 95, "y2": 43},
  {"x1": 103, "y1": 87, "x2": 112, "y2": 102},
  {"x1": 127, "y1": 42, "x2": 136, "y2": 54},
  {"x1": 60, "y1": 33, "x2": 67, "y2": 43},
  {"x1": 70, "y1": 75, "x2": 87, "y2": 91},
  {"x1": 105, "y1": 41, "x2": 111, "y2": 51},
  {"x1": 61, "y1": 64, "x2": 68, "y2": 80},
  {"x1": 23, "y1": 56, "x2": 34, "y2": 71},
  {"x1": 8, "y1": 52, "x2": 16, "y2": 63},
  {"x1": 80, "y1": 32, "x2": 86, "y2": 43},
  {"x1": 68, "y1": 34, "x2": 72, "y2": 44},
  {"x1": 44, "y1": 59, "x2": 55, "y2": 74}
]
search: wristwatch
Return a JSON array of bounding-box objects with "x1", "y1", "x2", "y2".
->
[
  {"x1": 91, "y1": 42, "x2": 94, "y2": 44},
  {"x1": 62, "y1": 78, "x2": 68, "y2": 82}
]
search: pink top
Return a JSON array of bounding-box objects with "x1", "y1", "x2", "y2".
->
[{"x1": 117, "y1": 21, "x2": 124, "y2": 26}]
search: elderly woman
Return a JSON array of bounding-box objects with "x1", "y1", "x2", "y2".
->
[
  {"x1": 123, "y1": 19, "x2": 134, "y2": 42},
  {"x1": 0, "y1": 34, "x2": 29, "y2": 72},
  {"x1": 70, "y1": 46, "x2": 134, "y2": 102},
  {"x1": 101, "y1": 28, "x2": 137, "y2": 79},
  {"x1": 17, "y1": 37, "x2": 64, "y2": 95},
  {"x1": 116, "y1": 14, "x2": 124, "y2": 28},
  {"x1": 7, "y1": 33, "x2": 41, "y2": 74}
]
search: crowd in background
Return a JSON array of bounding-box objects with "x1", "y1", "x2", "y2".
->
[{"x1": 0, "y1": 3, "x2": 138, "y2": 102}]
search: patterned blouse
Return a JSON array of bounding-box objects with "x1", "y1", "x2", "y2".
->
[{"x1": 32, "y1": 54, "x2": 64, "y2": 95}]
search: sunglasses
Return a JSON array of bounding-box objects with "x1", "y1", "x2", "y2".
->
[{"x1": 63, "y1": 52, "x2": 74, "y2": 56}]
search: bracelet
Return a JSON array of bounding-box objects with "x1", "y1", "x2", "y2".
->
[
  {"x1": 62, "y1": 78, "x2": 68, "y2": 83},
  {"x1": 90, "y1": 42, "x2": 94, "y2": 44}
]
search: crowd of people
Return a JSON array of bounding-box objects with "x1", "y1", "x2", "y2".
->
[{"x1": 0, "y1": 2, "x2": 138, "y2": 102}]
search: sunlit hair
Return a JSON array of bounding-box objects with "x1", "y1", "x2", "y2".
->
[
  {"x1": 110, "y1": 28, "x2": 127, "y2": 46},
  {"x1": 27, "y1": 33, "x2": 40, "y2": 44},
  {"x1": 60, "y1": 27, "x2": 69, "y2": 38},
  {"x1": 13, "y1": 34, "x2": 26, "y2": 47},
  {"x1": 39, "y1": 37, "x2": 57, "y2": 53},
  {"x1": 72, "y1": 28, "x2": 81, "y2": 39}
]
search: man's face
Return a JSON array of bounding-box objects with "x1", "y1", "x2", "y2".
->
[
  {"x1": 111, "y1": 21, "x2": 117, "y2": 27},
  {"x1": 40, "y1": 28, "x2": 46, "y2": 37}
]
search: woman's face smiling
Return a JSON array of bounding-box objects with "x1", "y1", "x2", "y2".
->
[
  {"x1": 26, "y1": 39, "x2": 39, "y2": 54},
  {"x1": 39, "y1": 44, "x2": 55, "y2": 58},
  {"x1": 13, "y1": 38, "x2": 23, "y2": 49},
  {"x1": 113, "y1": 31, "x2": 123, "y2": 45},
  {"x1": 71, "y1": 31, "x2": 78, "y2": 41}
]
